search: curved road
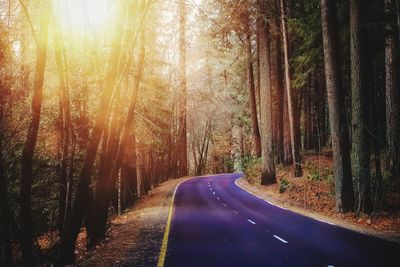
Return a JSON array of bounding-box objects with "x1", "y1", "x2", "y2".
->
[{"x1": 164, "y1": 173, "x2": 400, "y2": 267}]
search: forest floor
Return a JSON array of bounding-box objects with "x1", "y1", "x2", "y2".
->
[
  {"x1": 68, "y1": 177, "x2": 188, "y2": 266},
  {"x1": 240, "y1": 154, "x2": 400, "y2": 244}
]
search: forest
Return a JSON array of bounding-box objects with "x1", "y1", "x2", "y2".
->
[{"x1": 0, "y1": 0, "x2": 400, "y2": 266}]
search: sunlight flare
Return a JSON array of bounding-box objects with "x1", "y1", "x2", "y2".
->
[{"x1": 53, "y1": 0, "x2": 112, "y2": 34}]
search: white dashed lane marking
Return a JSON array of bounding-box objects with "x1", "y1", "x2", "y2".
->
[
  {"x1": 222, "y1": 203, "x2": 227, "y2": 207},
  {"x1": 273, "y1": 235, "x2": 288, "y2": 243},
  {"x1": 247, "y1": 219, "x2": 256, "y2": 225},
  {"x1": 217, "y1": 197, "x2": 220, "y2": 200},
  {"x1": 212, "y1": 192, "x2": 216, "y2": 195},
  {"x1": 233, "y1": 210, "x2": 238, "y2": 214}
]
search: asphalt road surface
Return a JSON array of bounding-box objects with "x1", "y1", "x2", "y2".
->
[{"x1": 164, "y1": 173, "x2": 400, "y2": 267}]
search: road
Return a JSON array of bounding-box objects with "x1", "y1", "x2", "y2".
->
[{"x1": 163, "y1": 173, "x2": 400, "y2": 267}]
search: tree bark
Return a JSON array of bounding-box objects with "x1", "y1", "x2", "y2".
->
[
  {"x1": 245, "y1": 25, "x2": 262, "y2": 157},
  {"x1": 350, "y1": 0, "x2": 372, "y2": 214},
  {"x1": 20, "y1": 2, "x2": 50, "y2": 265},
  {"x1": 385, "y1": 0, "x2": 400, "y2": 179},
  {"x1": 257, "y1": 10, "x2": 276, "y2": 185},
  {"x1": 283, "y1": 91, "x2": 293, "y2": 165},
  {"x1": 178, "y1": 0, "x2": 188, "y2": 177},
  {"x1": 280, "y1": 0, "x2": 302, "y2": 176},
  {"x1": 53, "y1": 20, "x2": 72, "y2": 230},
  {"x1": 271, "y1": 16, "x2": 284, "y2": 162},
  {"x1": 0, "y1": 141, "x2": 13, "y2": 266},
  {"x1": 321, "y1": 0, "x2": 355, "y2": 212}
]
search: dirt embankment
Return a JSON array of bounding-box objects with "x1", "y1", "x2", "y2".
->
[
  {"x1": 239, "y1": 155, "x2": 400, "y2": 244},
  {"x1": 75, "y1": 177, "x2": 188, "y2": 267}
]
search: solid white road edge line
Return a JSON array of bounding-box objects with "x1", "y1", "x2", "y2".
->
[
  {"x1": 234, "y1": 178, "x2": 340, "y2": 228},
  {"x1": 318, "y1": 219, "x2": 335, "y2": 225},
  {"x1": 273, "y1": 235, "x2": 288, "y2": 243}
]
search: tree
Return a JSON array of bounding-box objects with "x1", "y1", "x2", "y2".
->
[
  {"x1": 350, "y1": 0, "x2": 372, "y2": 214},
  {"x1": 89, "y1": 11, "x2": 146, "y2": 245},
  {"x1": 271, "y1": 13, "x2": 284, "y2": 163},
  {"x1": 53, "y1": 16, "x2": 73, "y2": 230},
  {"x1": 384, "y1": 0, "x2": 400, "y2": 179},
  {"x1": 58, "y1": 1, "x2": 128, "y2": 263},
  {"x1": 177, "y1": 0, "x2": 188, "y2": 177},
  {"x1": 279, "y1": 0, "x2": 302, "y2": 176},
  {"x1": 257, "y1": 3, "x2": 276, "y2": 185},
  {"x1": 20, "y1": 2, "x2": 50, "y2": 265},
  {"x1": 245, "y1": 9, "x2": 262, "y2": 157},
  {"x1": 321, "y1": 0, "x2": 355, "y2": 212}
]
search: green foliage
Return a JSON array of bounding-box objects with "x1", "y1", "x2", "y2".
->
[
  {"x1": 279, "y1": 178, "x2": 290, "y2": 193},
  {"x1": 290, "y1": 0, "x2": 323, "y2": 89},
  {"x1": 243, "y1": 157, "x2": 261, "y2": 184},
  {"x1": 306, "y1": 164, "x2": 334, "y2": 182},
  {"x1": 240, "y1": 154, "x2": 255, "y2": 170},
  {"x1": 307, "y1": 169, "x2": 322, "y2": 181},
  {"x1": 223, "y1": 155, "x2": 235, "y2": 173}
]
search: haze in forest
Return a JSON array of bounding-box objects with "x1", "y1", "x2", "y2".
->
[{"x1": 1, "y1": 0, "x2": 400, "y2": 266}]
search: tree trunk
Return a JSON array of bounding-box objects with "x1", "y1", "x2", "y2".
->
[
  {"x1": 350, "y1": 0, "x2": 372, "y2": 214},
  {"x1": 58, "y1": 1, "x2": 128, "y2": 264},
  {"x1": 271, "y1": 16, "x2": 284, "y2": 163},
  {"x1": 20, "y1": 3, "x2": 50, "y2": 265},
  {"x1": 283, "y1": 91, "x2": 293, "y2": 165},
  {"x1": 257, "y1": 11, "x2": 276, "y2": 185},
  {"x1": 0, "y1": 144, "x2": 13, "y2": 266},
  {"x1": 178, "y1": 0, "x2": 188, "y2": 177},
  {"x1": 256, "y1": 30, "x2": 261, "y2": 123},
  {"x1": 385, "y1": 0, "x2": 400, "y2": 179},
  {"x1": 280, "y1": 0, "x2": 302, "y2": 176},
  {"x1": 396, "y1": 0, "x2": 400, "y2": 47},
  {"x1": 53, "y1": 21, "x2": 72, "y2": 230},
  {"x1": 245, "y1": 25, "x2": 262, "y2": 157},
  {"x1": 321, "y1": 0, "x2": 355, "y2": 212},
  {"x1": 88, "y1": 19, "x2": 146, "y2": 246}
]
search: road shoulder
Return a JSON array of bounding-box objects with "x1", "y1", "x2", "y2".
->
[{"x1": 76, "y1": 177, "x2": 191, "y2": 267}]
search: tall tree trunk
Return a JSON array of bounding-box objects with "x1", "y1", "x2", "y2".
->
[
  {"x1": 89, "y1": 21, "x2": 146, "y2": 246},
  {"x1": 122, "y1": 130, "x2": 137, "y2": 208},
  {"x1": 304, "y1": 76, "x2": 310, "y2": 150},
  {"x1": 256, "y1": 31, "x2": 261, "y2": 122},
  {"x1": 396, "y1": 0, "x2": 400, "y2": 47},
  {"x1": 350, "y1": 0, "x2": 372, "y2": 214},
  {"x1": 178, "y1": 0, "x2": 188, "y2": 177},
  {"x1": 257, "y1": 10, "x2": 276, "y2": 185},
  {"x1": 321, "y1": 0, "x2": 355, "y2": 212},
  {"x1": 271, "y1": 16, "x2": 284, "y2": 163},
  {"x1": 20, "y1": 3, "x2": 50, "y2": 265},
  {"x1": 385, "y1": 0, "x2": 400, "y2": 179},
  {"x1": 283, "y1": 91, "x2": 293, "y2": 164},
  {"x1": 245, "y1": 25, "x2": 262, "y2": 157},
  {"x1": 53, "y1": 20, "x2": 72, "y2": 230},
  {"x1": 280, "y1": 0, "x2": 302, "y2": 177},
  {"x1": 0, "y1": 140, "x2": 13, "y2": 266},
  {"x1": 58, "y1": 1, "x2": 128, "y2": 263}
]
